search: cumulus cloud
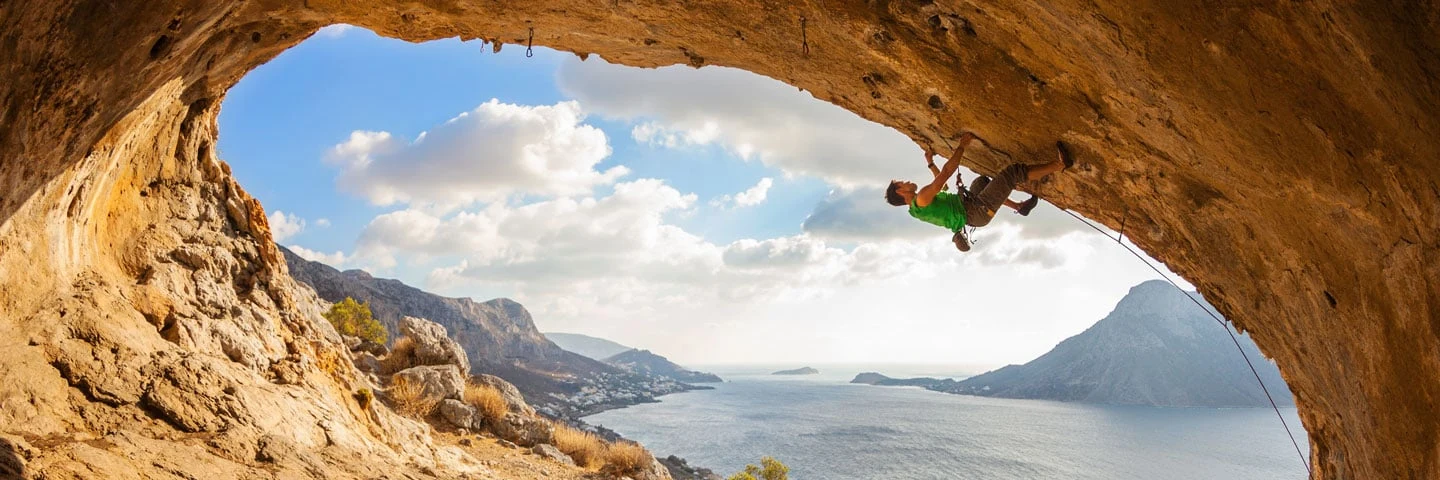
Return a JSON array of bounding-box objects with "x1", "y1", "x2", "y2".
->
[
  {"x1": 326, "y1": 99, "x2": 627, "y2": 208},
  {"x1": 711, "y1": 177, "x2": 773, "y2": 209},
  {"x1": 801, "y1": 187, "x2": 937, "y2": 242},
  {"x1": 267, "y1": 210, "x2": 306, "y2": 242},
  {"x1": 287, "y1": 245, "x2": 348, "y2": 267},
  {"x1": 335, "y1": 176, "x2": 958, "y2": 315},
  {"x1": 315, "y1": 218, "x2": 332, "y2": 228},
  {"x1": 557, "y1": 58, "x2": 922, "y2": 187}
]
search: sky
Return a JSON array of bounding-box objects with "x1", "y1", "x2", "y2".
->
[{"x1": 219, "y1": 25, "x2": 1189, "y2": 369}]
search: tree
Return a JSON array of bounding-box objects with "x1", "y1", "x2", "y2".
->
[
  {"x1": 727, "y1": 456, "x2": 788, "y2": 480},
  {"x1": 324, "y1": 297, "x2": 387, "y2": 344}
]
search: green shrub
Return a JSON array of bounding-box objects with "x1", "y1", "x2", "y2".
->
[
  {"x1": 727, "y1": 456, "x2": 788, "y2": 480},
  {"x1": 354, "y1": 388, "x2": 374, "y2": 410},
  {"x1": 324, "y1": 297, "x2": 387, "y2": 344}
]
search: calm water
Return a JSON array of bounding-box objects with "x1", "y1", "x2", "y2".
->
[{"x1": 587, "y1": 366, "x2": 1309, "y2": 480}]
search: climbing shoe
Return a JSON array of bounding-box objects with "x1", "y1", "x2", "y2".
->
[
  {"x1": 1057, "y1": 140, "x2": 1075, "y2": 170},
  {"x1": 1016, "y1": 196, "x2": 1039, "y2": 216},
  {"x1": 952, "y1": 230, "x2": 971, "y2": 252}
]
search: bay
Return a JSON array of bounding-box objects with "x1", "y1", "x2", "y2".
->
[{"x1": 586, "y1": 366, "x2": 1309, "y2": 480}]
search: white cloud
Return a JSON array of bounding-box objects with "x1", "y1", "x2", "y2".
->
[
  {"x1": 336, "y1": 177, "x2": 950, "y2": 314},
  {"x1": 326, "y1": 99, "x2": 628, "y2": 209},
  {"x1": 557, "y1": 58, "x2": 922, "y2": 187},
  {"x1": 315, "y1": 218, "x2": 332, "y2": 228},
  {"x1": 267, "y1": 210, "x2": 306, "y2": 242},
  {"x1": 801, "y1": 187, "x2": 936, "y2": 242},
  {"x1": 287, "y1": 245, "x2": 348, "y2": 267},
  {"x1": 710, "y1": 177, "x2": 773, "y2": 209},
  {"x1": 316, "y1": 24, "x2": 355, "y2": 38}
]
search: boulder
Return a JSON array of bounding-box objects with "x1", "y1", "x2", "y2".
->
[
  {"x1": 399, "y1": 316, "x2": 470, "y2": 373},
  {"x1": 391, "y1": 365, "x2": 465, "y2": 400},
  {"x1": 473, "y1": 373, "x2": 536, "y2": 416},
  {"x1": 352, "y1": 352, "x2": 381, "y2": 374},
  {"x1": 340, "y1": 335, "x2": 362, "y2": 351},
  {"x1": 531, "y1": 444, "x2": 576, "y2": 466},
  {"x1": 437, "y1": 399, "x2": 475, "y2": 429},
  {"x1": 635, "y1": 457, "x2": 676, "y2": 480},
  {"x1": 353, "y1": 339, "x2": 388, "y2": 357},
  {"x1": 493, "y1": 413, "x2": 553, "y2": 447},
  {"x1": 660, "y1": 455, "x2": 723, "y2": 480}
]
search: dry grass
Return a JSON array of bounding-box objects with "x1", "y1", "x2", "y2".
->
[
  {"x1": 552, "y1": 423, "x2": 607, "y2": 469},
  {"x1": 601, "y1": 441, "x2": 652, "y2": 475},
  {"x1": 386, "y1": 375, "x2": 438, "y2": 419},
  {"x1": 380, "y1": 336, "x2": 416, "y2": 374},
  {"x1": 463, "y1": 381, "x2": 509, "y2": 426}
]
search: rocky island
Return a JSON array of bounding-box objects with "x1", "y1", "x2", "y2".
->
[
  {"x1": 850, "y1": 372, "x2": 952, "y2": 388},
  {"x1": 772, "y1": 367, "x2": 820, "y2": 375}
]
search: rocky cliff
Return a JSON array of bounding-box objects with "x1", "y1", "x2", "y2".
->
[
  {"x1": 1, "y1": 1, "x2": 1436, "y2": 478},
  {"x1": 946, "y1": 280, "x2": 1293, "y2": 407},
  {"x1": 0, "y1": 72, "x2": 488, "y2": 477}
]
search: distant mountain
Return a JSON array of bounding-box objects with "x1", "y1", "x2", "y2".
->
[
  {"x1": 604, "y1": 349, "x2": 722, "y2": 383},
  {"x1": 545, "y1": 332, "x2": 634, "y2": 361},
  {"x1": 939, "y1": 280, "x2": 1294, "y2": 407},
  {"x1": 772, "y1": 367, "x2": 819, "y2": 375},
  {"x1": 851, "y1": 372, "x2": 950, "y2": 388},
  {"x1": 281, "y1": 246, "x2": 699, "y2": 415}
]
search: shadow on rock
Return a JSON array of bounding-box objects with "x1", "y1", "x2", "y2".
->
[{"x1": 0, "y1": 436, "x2": 28, "y2": 477}]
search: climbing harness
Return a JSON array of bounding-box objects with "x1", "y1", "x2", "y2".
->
[
  {"x1": 800, "y1": 16, "x2": 810, "y2": 56},
  {"x1": 526, "y1": 26, "x2": 534, "y2": 58},
  {"x1": 1060, "y1": 208, "x2": 1313, "y2": 476}
]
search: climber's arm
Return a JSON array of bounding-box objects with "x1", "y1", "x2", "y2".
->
[{"x1": 917, "y1": 133, "x2": 977, "y2": 205}]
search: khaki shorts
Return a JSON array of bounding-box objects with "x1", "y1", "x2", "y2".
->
[{"x1": 963, "y1": 163, "x2": 1029, "y2": 227}]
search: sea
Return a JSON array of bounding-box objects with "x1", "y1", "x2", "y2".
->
[{"x1": 585, "y1": 365, "x2": 1310, "y2": 480}]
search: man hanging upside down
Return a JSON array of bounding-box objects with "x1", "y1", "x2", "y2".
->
[{"x1": 885, "y1": 132, "x2": 1075, "y2": 251}]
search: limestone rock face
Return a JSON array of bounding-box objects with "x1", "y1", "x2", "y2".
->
[{"x1": 0, "y1": 1, "x2": 1437, "y2": 479}]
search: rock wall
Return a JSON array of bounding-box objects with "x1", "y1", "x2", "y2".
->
[{"x1": 0, "y1": 1, "x2": 1435, "y2": 478}]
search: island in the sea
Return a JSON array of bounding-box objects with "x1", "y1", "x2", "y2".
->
[
  {"x1": 772, "y1": 366, "x2": 820, "y2": 375},
  {"x1": 850, "y1": 372, "x2": 953, "y2": 388}
]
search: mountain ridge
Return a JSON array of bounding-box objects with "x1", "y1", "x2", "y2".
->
[
  {"x1": 281, "y1": 246, "x2": 700, "y2": 416},
  {"x1": 938, "y1": 280, "x2": 1293, "y2": 407},
  {"x1": 546, "y1": 332, "x2": 635, "y2": 361}
]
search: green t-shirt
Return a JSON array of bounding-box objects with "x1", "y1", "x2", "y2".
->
[{"x1": 909, "y1": 191, "x2": 968, "y2": 232}]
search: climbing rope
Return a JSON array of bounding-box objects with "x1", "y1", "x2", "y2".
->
[
  {"x1": 1059, "y1": 208, "x2": 1312, "y2": 476},
  {"x1": 526, "y1": 26, "x2": 534, "y2": 58},
  {"x1": 800, "y1": 16, "x2": 810, "y2": 56}
]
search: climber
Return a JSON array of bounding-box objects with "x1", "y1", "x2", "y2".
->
[{"x1": 884, "y1": 133, "x2": 1075, "y2": 251}]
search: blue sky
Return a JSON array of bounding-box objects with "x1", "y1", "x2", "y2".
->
[{"x1": 219, "y1": 26, "x2": 1177, "y2": 367}]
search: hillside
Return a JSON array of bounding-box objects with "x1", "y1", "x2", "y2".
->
[
  {"x1": 282, "y1": 246, "x2": 698, "y2": 416},
  {"x1": 940, "y1": 281, "x2": 1293, "y2": 407},
  {"x1": 546, "y1": 332, "x2": 635, "y2": 361},
  {"x1": 604, "y1": 349, "x2": 722, "y2": 383}
]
